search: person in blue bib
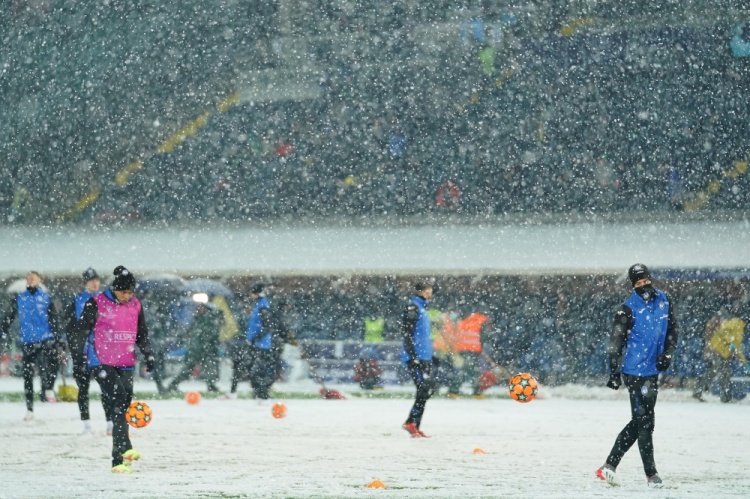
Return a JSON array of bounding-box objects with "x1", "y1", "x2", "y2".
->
[
  {"x1": 63, "y1": 267, "x2": 114, "y2": 434},
  {"x1": 246, "y1": 282, "x2": 275, "y2": 400},
  {"x1": 1, "y1": 271, "x2": 61, "y2": 421},
  {"x1": 401, "y1": 281, "x2": 438, "y2": 438},
  {"x1": 596, "y1": 264, "x2": 678, "y2": 489}
]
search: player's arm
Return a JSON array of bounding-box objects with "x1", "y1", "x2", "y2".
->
[
  {"x1": 62, "y1": 300, "x2": 77, "y2": 341},
  {"x1": 259, "y1": 307, "x2": 273, "y2": 336},
  {"x1": 135, "y1": 307, "x2": 153, "y2": 356},
  {"x1": 606, "y1": 305, "x2": 632, "y2": 389},
  {"x1": 47, "y1": 300, "x2": 64, "y2": 347},
  {"x1": 655, "y1": 294, "x2": 679, "y2": 371},
  {"x1": 609, "y1": 305, "x2": 631, "y2": 374},
  {"x1": 71, "y1": 298, "x2": 98, "y2": 335},
  {"x1": 135, "y1": 307, "x2": 156, "y2": 370},
  {"x1": 0, "y1": 296, "x2": 18, "y2": 340},
  {"x1": 664, "y1": 294, "x2": 679, "y2": 357},
  {"x1": 400, "y1": 304, "x2": 419, "y2": 362}
]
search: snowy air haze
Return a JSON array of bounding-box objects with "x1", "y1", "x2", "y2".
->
[{"x1": 2, "y1": 1, "x2": 750, "y2": 498}]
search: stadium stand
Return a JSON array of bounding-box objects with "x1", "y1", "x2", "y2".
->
[{"x1": 1, "y1": 1, "x2": 749, "y2": 224}]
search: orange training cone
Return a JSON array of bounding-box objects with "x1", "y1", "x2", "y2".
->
[
  {"x1": 473, "y1": 448, "x2": 487, "y2": 454},
  {"x1": 367, "y1": 480, "x2": 387, "y2": 489}
]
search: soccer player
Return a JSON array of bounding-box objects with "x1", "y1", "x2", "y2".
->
[
  {"x1": 401, "y1": 281, "x2": 437, "y2": 438},
  {"x1": 72, "y1": 266, "x2": 156, "y2": 473},
  {"x1": 246, "y1": 282, "x2": 276, "y2": 401},
  {"x1": 63, "y1": 267, "x2": 114, "y2": 434},
  {"x1": 1, "y1": 271, "x2": 61, "y2": 421},
  {"x1": 596, "y1": 264, "x2": 678, "y2": 489}
]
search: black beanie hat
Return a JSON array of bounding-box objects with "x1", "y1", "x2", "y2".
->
[
  {"x1": 414, "y1": 280, "x2": 438, "y2": 294},
  {"x1": 82, "y1": 267, "x2": 99, "y2": 282},
  {"x1": 112, "y1": 265, "x2": 136, "y2": 291},
  {"x1": 628, "y1": 263, "x2": 651, "y2": 287},
  {"x1": 250, "y1": 282, "x2": 265, "y2": 295}
]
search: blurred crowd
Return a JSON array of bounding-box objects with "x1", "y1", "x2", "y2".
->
[{"x1": 1, "y1": 1, "x2": 749, "y2": 224}]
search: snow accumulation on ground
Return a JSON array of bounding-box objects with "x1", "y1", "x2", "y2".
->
[{"x1": 0, "y1": 377, "x2": 748, "y2": 499}]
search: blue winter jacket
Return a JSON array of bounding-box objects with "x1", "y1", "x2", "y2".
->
[{"x1": 247, "y1": 297, "x2": 272, "y2": 350}]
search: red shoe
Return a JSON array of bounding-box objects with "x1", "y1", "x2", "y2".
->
[
  {"x1": 402, "y1": 422, "x2": 421, "y2": 438},
  {"x1": 402, "y1": 422, "x2": 431, "y2": 438}
]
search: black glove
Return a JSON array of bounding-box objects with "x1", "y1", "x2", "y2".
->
[
  {"x1": 606, "y1": 373, "x2": 621, "y2": 390},
  {"x1": 145, "y1": 355, "x2": 156, "y2": 373},
  {"x1": 656, "y1": 353, "x2": 672, "y2": 372}
]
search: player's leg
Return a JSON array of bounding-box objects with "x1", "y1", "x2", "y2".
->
[
  {"x1": 71, "y1": 348, "x2": 91, "y2": 421},
  {"x1": 21, "y1": 344, "x2": 37, "y2": 415},
  {"x1": 597, "y1": 374, "x2": 641, "y2": 483},
  {"x1": 95, "y1": 366, "x2": 133, "y2": 468},
  {"x1": 631, "y1": 375, "x2": 659, "y2": 478},
  {"x1": 404, "y1": 362, "x2": 434, "y2": 436},
  {"x1": 39, "y1": 340, "x2": 58, "y2": 400},
  {"x1": 716, "y1": 357, "x2": 733, "y2": 403},
  {"x1": 165, "y1": 361, "x2": 193, "y2": 392}
]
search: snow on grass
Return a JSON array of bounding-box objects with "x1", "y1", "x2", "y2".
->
[{"x1": 1, "y1": 377, "x2": 749, "y2": 498}]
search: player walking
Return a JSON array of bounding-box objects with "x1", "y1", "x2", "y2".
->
[
  {"x1": 401, "y1": 281, "x2": 437, "y2": 438},
  {"x1": 63, "y1": 267, "x2": 113, "y2": 434},
  {"x1": 1, "y1": 271, "x2": 62, "y2": 421},
  {"x1": 596, "y1": 264, "x2": 678, "y2": 489}
]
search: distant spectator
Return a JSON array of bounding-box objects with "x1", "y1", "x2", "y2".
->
[
  {"x1": 435, "y1": 179, "x2": 461, "y2": 210},
  {"x1": 364, "y1": 315, "x2": 385, "y2": 343},
  {"x1": 354, "y1": 346, "x2": 383, "y2": 390},
  {"x1": 693, "y1": 310, "x2": 747, "y2": 403},
  {"x1": 166, "y1": 297, "x2": 223, "y2": 393},
  {"x1": 665, "y1": 165, "x2": 684, "y2": 210},
  {"x1": 730, "y1": 23, "x2": 750, "y2": 58}
]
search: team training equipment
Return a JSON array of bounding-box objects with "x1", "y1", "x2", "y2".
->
[
  {"x1": 508, "y1": 373, "x2": 538, "y2": 403},
  {"x1": 125, "y1": 401, "x2": 153, "y2": 428},
  {"x1": 271, "y1": 402, "x2": 287, "y2": 419},
  {"x1": 185, "y1": 391, "x2": 201, "y2": 405}
]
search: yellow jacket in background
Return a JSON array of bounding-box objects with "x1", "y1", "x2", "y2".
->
[
  {"x1": 212, "y1": 295, "x2": 239, "y2": 342},
  {"x1": 709, "y1": 318, "x2": 748, "y2": 363}
]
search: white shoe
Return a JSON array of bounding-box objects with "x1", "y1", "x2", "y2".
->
[
  {"x1": 106, "y1": 421, "x2": 114, "y2": 436},
  {"x1": 596, "y1": 464, "x2": 619, "y2": 486},
  {"x1": 81, "y1": 420, "x2": 93, "y2": 435},
  {"x1": 220, "y1": 392, "x2": 237, "y2": 400},
  {"x1": 23, "y1": 411, "x2": 34, "y2": 422},
  {"x1": 44, "y1": 390, "x2": 57, "y2": 403},
  {"x1": 647, "y1": 474, "x2": 664, "y2": 489}
]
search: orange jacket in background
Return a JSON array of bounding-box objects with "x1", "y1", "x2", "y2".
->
[
  {"x1": 456, "y1": 312, "x2": 490, "y2": 353},
  {"x1": 433, "y1": 313, "x2": 458, "y2": 353}
]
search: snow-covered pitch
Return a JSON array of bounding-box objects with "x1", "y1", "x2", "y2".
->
[{"x1": 1, "y1": 380, "x2": 748, "y2": 498}]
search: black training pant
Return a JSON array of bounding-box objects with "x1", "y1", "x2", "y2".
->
[
  {"x1": 606, "y1": 374, "x2": 659, "y2": 477},
  {"x1": 405, "y1": 360, "x2": 436, "y2": 429},
  {"x1": 230, "y1": 341, "x2": 255, "y2": 394},
  {"x1": 250, "y1": 349, "x2": 275, "y2": 400},
  {"x1": 69, "y1": 336, "x2": 113, "y2": 422},
  {"x1": 93, "y1": 366, "x2": 134, "y2": 467},
  {"x1": 22, "y1": 341, "x2": 57, "y2": 412}
]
